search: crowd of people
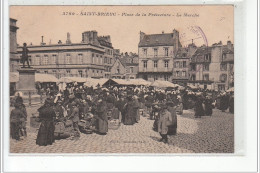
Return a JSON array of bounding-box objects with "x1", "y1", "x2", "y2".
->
[{"x1": 10, "y1": 82, "x2": 234, "y2": 145}]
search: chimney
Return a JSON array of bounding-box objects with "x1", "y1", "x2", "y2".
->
[
  {"x1": 227, "y1": 40, "x2": 232, "y2": 50},
  {"x1": 172, "y1": 29, "x2": 180, "y2": 52},
  {"x1": 66, "y1": 32, "x2": 71, "y2": 44},
  {"x1": 41, "y1": 36, "x2": 46, "y2": 45},
  {"x1": 140, "y1": 31, "x2": 145, "y2": 41}
]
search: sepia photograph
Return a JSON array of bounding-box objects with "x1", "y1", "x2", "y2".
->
[{"x1": 8, "y1": 5, "x2": 235, "y2": 154}]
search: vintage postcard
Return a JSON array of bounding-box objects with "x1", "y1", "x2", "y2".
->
[{"x1": 9, "y1": 5, "x2": 234, "y2": 154}]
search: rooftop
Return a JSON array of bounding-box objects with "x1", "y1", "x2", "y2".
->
[{"x1": 139, "y1": 33, "x2": 177, "y2": 47}]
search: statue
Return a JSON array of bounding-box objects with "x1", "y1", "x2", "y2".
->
[{"x1": 21, "y1": 43, "x2": 30, "y2": 68}]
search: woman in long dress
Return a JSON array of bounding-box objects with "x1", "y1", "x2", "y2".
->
[{"x1": 36, "y1": 99, "x2": 56, "y2": 146}]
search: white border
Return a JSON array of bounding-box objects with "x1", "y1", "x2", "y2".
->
[{"x1": 2, "y1": 0, "x2": 258, "y2": 172}]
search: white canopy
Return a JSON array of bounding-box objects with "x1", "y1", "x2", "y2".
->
[
  {"x1": 150, "y1": 80, "x2": 178, "y2": 88},
  {"x1": 10, "y1": 72, "x2": 58, "y2": 83},
  {"x1": 58, "y1": 77, "x2": 87, "y2": 84},
  {"x1": 128, "y1": 79, "x2": 151, "y2": 86},
  {"x1": 35, "y1": 73, "x2": 58, "y2": 83},
  {"x1": 84, "y1": 78, "x2": 108, "y2": 87}
]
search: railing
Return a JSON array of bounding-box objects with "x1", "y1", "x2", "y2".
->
[
  {"x1": 172, "y1": 76, "x2": 189, "y2": 79},
  {"x1": 139, "y1": 67, "x2": 173, "y2": 72}
]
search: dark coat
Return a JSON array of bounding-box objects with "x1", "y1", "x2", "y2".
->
[
  {"x1": 36, "y1": 105, "x2": 56, "y2": 146},
  {"x1": 10, "y1": 108, "x2": 25, "y2": 140},
  {"x1": 194, "y1": 97, "x2": 204, "y2": 117},
  {"x1": 204, "y1": 98, "x2": 213, "y2": 116},
  {"x1": 123, "y1": 100, "x2": 138, "y2": 125},
  {"x1": 167, "y1": 106, "x2": 177, "y2": 133},
  {"x1": 96, "y1": 101, "x2": 108, "y2": 134}
]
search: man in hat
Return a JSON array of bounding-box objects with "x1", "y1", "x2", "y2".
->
[
  {"x1": 69, "y1": 101, "x2": 80, "y2": 138},
  {"x1": 21, "y1": 43, "x2": 30, "y2": 68}
]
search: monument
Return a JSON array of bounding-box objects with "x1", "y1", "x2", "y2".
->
[{"x1": 17, "y1": 43, "x2": 40, "y2": 105}]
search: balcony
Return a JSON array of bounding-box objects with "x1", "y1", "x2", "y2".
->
[
  {"x1": 172, "y1": 76, "x2": 189, "y2": 80},
  {"x1": 139, "y1": 55, "x2": 173, "y2": 60},
  {"x1": 139, "y1": 67, "x2": 172, "y2": 73}
]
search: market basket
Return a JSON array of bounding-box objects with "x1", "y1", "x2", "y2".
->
[{"x1": 108, "y1": 119, "x2": 120, "y2": 130}]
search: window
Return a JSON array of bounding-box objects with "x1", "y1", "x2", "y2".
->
[
  {"x1": 205, "y1": 53, "x2": 212, "y2": 61},
  {"x1": 203, "y1": 74, "x2": 209, "y2": 81},
  {"x1": 35, "y1": 55, "x2": 40, "y2": 65},
  {"x1": 222, "y1": 54, "x2": 227, "y2": 61},
  {"x1": 51, "y1": 54, "x2": 57, "y2": 65},
  {"x1": 43, "y1": 55, "x2": 48, "y2": 65},
  {"x1": 92, "y1": 53, "x2": 95, "y2": 63},
  {"x1": 220, "y1": 63, "x2": 227, "y2": 71},
  {"x1": 130, "y1": 67, "x2": 133, "y2": 73},
  {"x1": 179, "y1": 61, "x2": 183, "y2": 68},
  {"x1": 191, "y1": 64, "x2": 196, "y2": 71},
  {"x1": 66, "y1": 54, "x2": 71, "y2": 64},
  {"x1": 66, "y1": 70, "x2": 71, "y2": 74},
  {"x1": 154, "y1": 60, "x2": 158, "y2": 68},
  {"x1": 78, "y1": 70, "x2": 83, "y2": 77},
  {"x1": 117, "y1": 68, "x2": 120, "y2": 74},
  {"x1": 110, "y1": 58, "x2": 112, "y2": 64},
  {"x1": 104, "y1": 57, "x2": 107, "y2": 63},
  {"x1": 175, "y1": 61, "x2": 179, "y2": 68},
  {"x1": 164, "y1": 60, "x2": 169, "y2": 68},
  {"x1": 203, "y1": 64, "x2": 209, "y2": 71},
  {"x1": 164, "y1": 75, "x2": 169, "y2": 81},
  {"x1": 182, "y1": 71, "x2": 186, "y2": 77},
  {"x1": 52, "y1": 70, "x2": 56, "y2": 73},
  {"x1": 154, "y1": 48, "x2": 158, "y2": 57},
  {"x1": 143, "y1": 48, "x2": 147, "y2": 57},
  {"x1": 143, "y1": 61, "x2": 147, "y2": 68},
  {"x1": 183, "y1": 61, "x2": 187, "y2": 68},
  {"x1": 164, "y1": 48, "x2": 169, "y2": 56},
  {"x1": 78, "y1": 54, "x2": 83, "y2": 64},
  {"x1": 176, "y1": 71, "x2": 180, "y2": 77},
  {"x1": 44, "y1": 71, "x2": 48, "y2": 74},
  {"x1": 154, "y1": 75, "x2": 158, "y2": 81},
  {"x1": 220, "y1": 74, "x2": 227, "y2": 82},
  {"x1": 191, "y1": 74, "x2": 196, "y2": 81},
  {"x1": 100, "y1": 57, "x2": 103, "y2": 64}
]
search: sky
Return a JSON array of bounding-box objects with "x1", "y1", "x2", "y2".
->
[{"x1": 10, "y1": 6, "x2": 234, "y2": 53}]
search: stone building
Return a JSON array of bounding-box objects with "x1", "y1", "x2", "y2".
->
[
  {"x1": 10, "y1": 18, "x2": 20, "y2": 72},
  {"x1": 138, "y1": 30, "x2": 181, "y2": 82},
  {"x1": 17, "y1": 31, "x2": 115, "y2": 79},
  {"x1": 111, "y1": 52, "x2": 139, "y2": 79},
  {"x1": 189, "y1": 41, "x2": 234, "y2": 90}
]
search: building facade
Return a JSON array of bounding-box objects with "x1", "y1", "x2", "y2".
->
[
  {"x1": 111, "y1": 52, "x2": 139, "y2": 79},
  {"x1": 172, "y1": 47, "x2": 190, "y2": 86},
  {"x1": 10, "y1": 18, "x2": 20, "y2": 72},
  {"x1": 17, "y1": 31, "x2": 115, "y2": 79},
  {"x1": 188, "y1": 41, "x2": 234, "y2": 90},
  {"x1": 138, "y1": 30, "x2": 181, "y2": 82}
]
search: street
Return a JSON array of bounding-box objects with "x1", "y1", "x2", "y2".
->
[{"x1": 10, "y1": 107, "x2": 234, "y2": 153}]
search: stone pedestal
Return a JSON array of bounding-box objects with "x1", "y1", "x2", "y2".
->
[{"x1": 17, "y1": 67, "x2": 40, "y2": 105}]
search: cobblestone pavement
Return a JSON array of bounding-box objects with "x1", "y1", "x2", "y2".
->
[{"x1": 10, "y1": 106, "x2": 234, "y2": 153}]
